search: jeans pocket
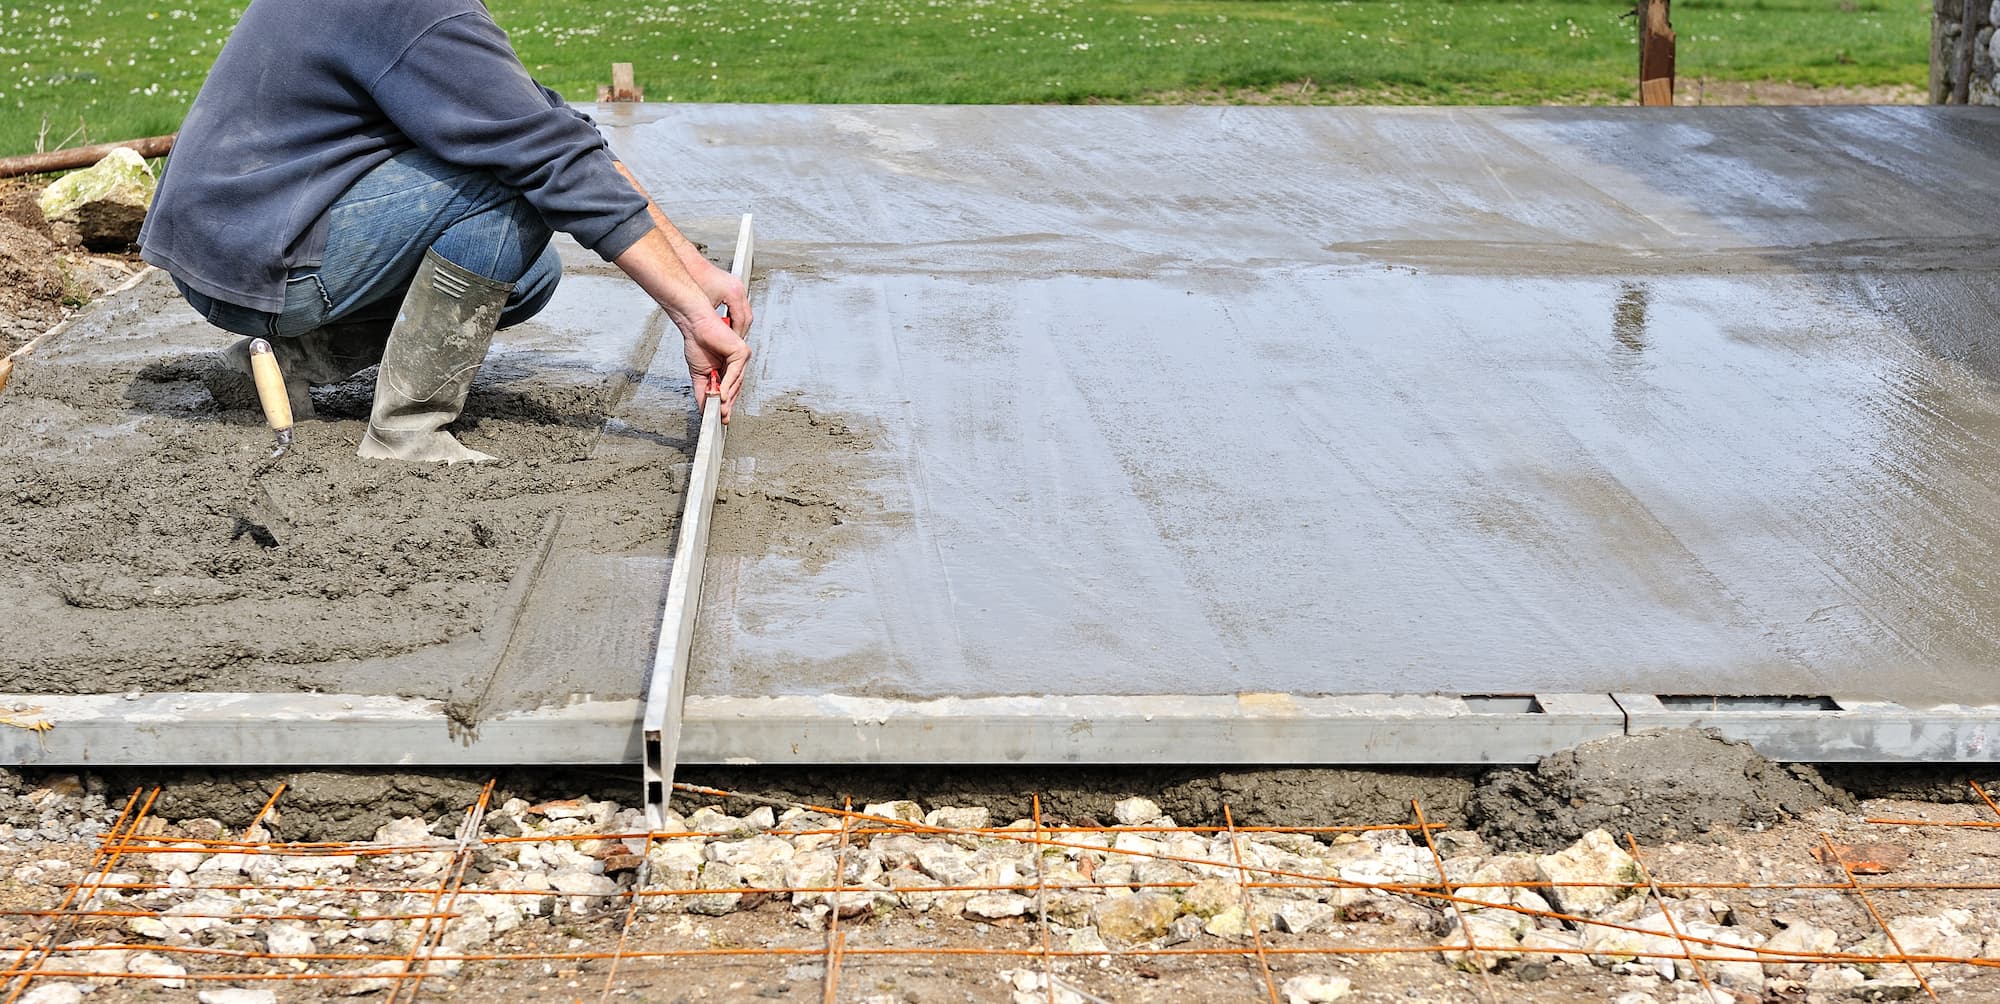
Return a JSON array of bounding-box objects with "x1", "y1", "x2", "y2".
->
[
  {"x1": 199, "y1": 295, "x2": 279, "y2": 338},
  {"x1": 272, "y1": 272, "x2": 334, "y2": 337}
]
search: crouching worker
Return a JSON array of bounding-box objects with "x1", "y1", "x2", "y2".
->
[{"x1": 139, "y1": 0, "x2": 750, "y2": 463}]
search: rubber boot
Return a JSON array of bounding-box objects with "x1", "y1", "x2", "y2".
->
[
  {"x1": 357, "y1": 250, "x2": 508, "y2": 464},
  {"x1": 206, "y1": 323, "x2": 390, "y2": 419}
]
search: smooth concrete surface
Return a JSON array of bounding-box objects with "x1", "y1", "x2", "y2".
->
[{"x1": 590, "y1": 104, "x2": 2000, "y2": 708}]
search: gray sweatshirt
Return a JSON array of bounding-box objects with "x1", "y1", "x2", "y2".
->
[{"x1": 139, "y1": 0, "x2": 653, "y2": 312}]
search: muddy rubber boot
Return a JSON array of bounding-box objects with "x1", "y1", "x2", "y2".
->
[
  {"x1": 357, "y1": 250, "x2": 508, "y2": 464},
  {"x1": 208, "y1": 323, "x2": 390, "y2": 419}
]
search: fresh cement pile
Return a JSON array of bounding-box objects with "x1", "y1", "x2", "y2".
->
[{"x1": 0, "y1": 274, "x2": 683, "y2": 701}]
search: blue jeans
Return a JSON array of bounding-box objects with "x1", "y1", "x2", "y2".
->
[{"x1": 176, "y1": 147, "x2": 561, "y2": 339}]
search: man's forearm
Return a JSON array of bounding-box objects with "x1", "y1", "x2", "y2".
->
[
  {"x1": 613, "y1": 228, "x2": 712, "y2": 330},
  {"x1": 613, "y1": 161, "x2": 710, "y2": 271}
]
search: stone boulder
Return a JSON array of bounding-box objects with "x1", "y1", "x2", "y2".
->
[
  {"x1": 37, "y1": 147, "x2": 155, "y2": 250},
  {"x1": 1090, "y1": 892, "x2": 1180, "y2": 943}
]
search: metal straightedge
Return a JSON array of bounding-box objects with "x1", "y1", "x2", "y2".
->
[
  {"x1": 4, "y1": 690, "x2": 1995, "y2": 768},
  {"x1": 642, "y1": 213, "x2": 755, "y2": 829}
]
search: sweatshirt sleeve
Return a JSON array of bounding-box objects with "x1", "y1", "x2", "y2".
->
[
  {"x1": 535, "y1": 78, "x2": 599, "y2": 129},
  {"x1": 368, "y1": 13, "x2": 654, "y2": 261}
]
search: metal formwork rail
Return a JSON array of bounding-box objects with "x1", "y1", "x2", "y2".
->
[
  {"x1": 642, "y1": 212, "x2": 756, "y2": 829},
  {"x1": 3, "y1": 690, "x2": 1995, "y2": 768}
]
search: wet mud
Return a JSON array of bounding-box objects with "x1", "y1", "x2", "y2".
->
[
  {"x1": 58, "y1": 763, "x2": 1480, "y2": 842},
  {"x1": 29, "y1": 731, "x2": 1994, "y2": 845},
  {"x1": 1469, "y1": 730, "x2": 1851, "y2": 852},
  {"x1": 0, "y1": 183, "x2": 74, "y2": 354}
]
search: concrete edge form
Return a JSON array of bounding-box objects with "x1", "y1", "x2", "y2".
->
[
  {"x1": 643, "y1": 213, "x2": 755, "y2": 828},
  {"x1": 673, "y1": 692, "x2": 1628, "y2": 764},
  {"x1": 1613, "y1": 693, "x2": 2000, "y2": 761},
  {"x1": 0, "y1": 693, "x2": 645, "y2": 765},
  {"x1": 6, "y1": 691, "x2": 1992, "y2": 767}
]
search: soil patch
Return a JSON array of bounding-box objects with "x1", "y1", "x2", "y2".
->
[
  {"x1": 1469, "y1": 728, "x2": 1853, "y2": 851},
  {"x1": 1678, "y1": 77, "x2": 1926, "y2": 106},
  {"x1": 0, "y1": 178, "x2": 144, "y2": 356},
  {"x1": 16, "y1": 748, "x2": 2000, "y2": 846},
  {"x1": 0, "y1": 181, "x2": 69, "y2": 354},
  {"x1": 54, "y1": 764, "x2": 1481, "y2": 841},
  {"x1": 1130, "y1": 76, "x2": 1924, "y2": 107}
]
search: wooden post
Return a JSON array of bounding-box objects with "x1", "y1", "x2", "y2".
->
[
  {"x1": 1952, "y1": 0, "x2": 1979, "y2": 103},
  {"x1": 1639, "y1": 0, "x2": 1675, "y2": 106},
  {"x1": 596, "y1": 62, "x2": 643, "y2": 102}
]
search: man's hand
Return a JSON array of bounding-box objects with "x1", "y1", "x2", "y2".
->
[
  {"x1": 685, "y1": 255, "x2": 753, "y2": 338},
  {"x1": 610, "y1": 161, "x2": 755, "y2": 421},
  {"x1": 614, "y1": 228, "x2": 753, "y2": 422},
  {"x1": 684, "y1": 311, "x2": 749, "y2": 422}
]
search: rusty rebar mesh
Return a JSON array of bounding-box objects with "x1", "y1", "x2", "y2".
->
[{"x1": 1, "y1": 781, "x2": 1997, "y2": 1002}]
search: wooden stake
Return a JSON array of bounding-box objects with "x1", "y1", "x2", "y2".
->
[
  {"x1": 1639, "y1": 0, "x2": 1675, "y2": 106},
  {"x1": 596, "y1": 63, "x2": 643, "y2": 102},
  {"x1": 1952, "y1": 0, "x2": 1979, "y2": 104}
]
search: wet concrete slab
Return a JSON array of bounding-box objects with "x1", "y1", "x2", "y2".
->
[
  {"x1": 596, "y1": 105, "x2": 2000, "y2": 708},
  {"x1": 8, "y1": 105, "x2": 2000, "y2": 770}
]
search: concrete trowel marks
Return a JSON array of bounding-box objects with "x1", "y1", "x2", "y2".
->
[{"x1": 708, "y1": 394, "x2": 901, "y2": 573}]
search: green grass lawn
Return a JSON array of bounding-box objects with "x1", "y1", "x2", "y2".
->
[{"x1": 1, "y1": 0, "x2": 1930, "y2": 155}]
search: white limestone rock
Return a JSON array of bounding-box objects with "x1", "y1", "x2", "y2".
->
[
  {"x1": 1534, "y1": 829, "x2": 1638, "y2": 916},
  {"x1": 197, "y1": 990, "x2": 280, "y2": 1004},
  {"x1": 1852, "y1": 910, "x2": 1982, "y2": 972},
  {"x1": 1113, "y1": 797, "x2": 1163, "y2": 826},
  {"x1": 686, "y1": 862, "x2": 746, "y2": 916},
  {"x1": 1280, "y1": 973, "x2": 1353, "y2": 1003},
  {"x1": 784, "y1": 850, "x2": 839, "y2": 907},
  {"x1": 127, "y1": 951, "x2": 188, "y2": 989},
  {"x1": 964, "y1": 893, "x2": 1034, "y2": 920},
  {"x1": 925, "y1": 806, "x2": 991, "y2": 831},
  {"x1": 1273, "y1": 900, "x2": 1339, "y2": 935},
  {"x1": 549, "y1": 870, "x2": 621, "y2": 915},
  {"x1": 1521, "y1": 928, "x2": 1591, "y2": 967},
  {"x1": 1439, "y1": 913, "x2": 1523, "y2": 972},
  {"x1": 705, "y1": 834, "x2": 795, "y2": 887},
  {"x1": 264, "y1": 922, "x2": 316, "y2": 958},
  {"x1": 1678, "y1": 921, "x2": 1766, "y2": 995},
  {"x1": 684, "y1": 807, "x2": 747, "y2": 834},
  {"x1": 18, "y1": 985, "x2": 85, "y2": 1004},
  {"x1": 1761, "y1": 920, "x2": 1837, "y2": 977},
  {"x1": 862, "y1": 800, "x2": 924, "y2": 823},
  {"x1": 646, "y1": 839, "x2": 705, "y2": 892},
  {"x1": 915, "y1": 843, "x2": 978, "y2": 886}
]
